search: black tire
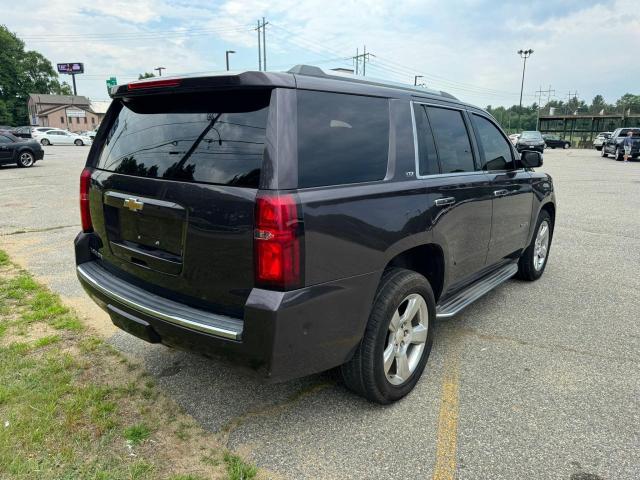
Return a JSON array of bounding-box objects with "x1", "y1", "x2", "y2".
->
[
  {"x1": 601, "y1": 146, "x2": 607, "y2": 157},
  {"x1": 595, "y1": 146, "x2": 602, "y2": 151},
  {"x1": 40, "y1": 138, "x2": 50, "y2": 146},
  {"x1": 615, "y1": 147, "x2": 623, "y2": 161},
  {"x1": 74, "y1": 139, "x2": 83, "y2": 146},
  {"x1": 563, "y1": 142, "x2": 570, "y2": 149},
  {"x1": 16, "y1": 150, "x2": 35, "y2": 168},
  {"x1": 517, "y1": 210, "x2": 553, "y2": 281},
  {"x1": 340, "y1": 268, "x2": 435, "y2": 404}
]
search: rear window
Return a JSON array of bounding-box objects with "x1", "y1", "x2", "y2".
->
[
  {"x1": 297, "y1": 91, "x2": 389, "y2": 188},
  {"x1": 521, "y1": 131, "x2": 542, "y2": 140},
  {"x1": 96, "y1": 91, "x2": 270, "y2": 188}
]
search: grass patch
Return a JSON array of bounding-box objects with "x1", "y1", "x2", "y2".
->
[
  {"x1": 224, "y1": 452, "x2": 258, "y2": 480},
  {"x1": 124, "y1": 423, "x2": 151, "y2": 446},
  {"x1": 0, "y1": 249, "x2": 260, "y2": 479}
]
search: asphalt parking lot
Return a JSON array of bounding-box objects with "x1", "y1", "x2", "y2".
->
[{"x1": 1, "y1": 145, "x2": 639, "y2": 479}]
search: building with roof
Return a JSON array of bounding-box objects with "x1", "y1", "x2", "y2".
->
[{"x1": 27, "y1": 94, "x2": 109, "y2": 132}]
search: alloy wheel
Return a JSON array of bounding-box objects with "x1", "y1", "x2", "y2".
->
[
  {"x1": 533, "y1": 220, "x2": 550, "y2": 271},
  {"x1": 383, "y1": 293, "x2": 429, "y2": 386},
  {"x1": 19, "y1": 152, "x2": 34, "y2": 167}
]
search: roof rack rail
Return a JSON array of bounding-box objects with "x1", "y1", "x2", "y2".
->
[{"x1": 286, "y1": 64, "x2": 458, "y2": 100}]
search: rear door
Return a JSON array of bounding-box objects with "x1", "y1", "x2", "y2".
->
[
  {"x1": 470, "y1": 113, "x2": 533, "y2": 265},
  {"x1": 88, "y1": 89, "x2": 273, "y2": 316},
  {"x1": 413, "y1": 103, "x2": 493, "y2": 290}
]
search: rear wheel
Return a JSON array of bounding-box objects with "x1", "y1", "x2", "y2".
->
[
  {"x1": 601, "y1": 146, "x2": 608, "y2": 157},
  {"x1": 341, "y1": 268, "x2": 435, "y2": 404},
  {"x1": 17, "y1": 151, "x2": 35, "y2": 168},
  {"x1": 40, "y1": 138, "x2": 50, "y2": 146},
  {"x1": 74, "y1": 139, "x2": 83, "y2": 146},
  {"x1": 563, "y1": 142, "x2": 570, "y2": 149},
  {"x1": 517, "y1": 210, "x2": 552, "y2": 281}
]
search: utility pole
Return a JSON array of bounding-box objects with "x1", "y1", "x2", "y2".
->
[
  {"x1": 154, "y1": 66, "x2": 166, "y2": 77},
  {"x1": 351, "y1": 46, "x2": 375, "y2": 76},
  {"x1": 566, "y1": 91, "x2": 578, "y2": 114},
  {"x1": 257, "y1": 20, "x2": 262, "y2": 71},
  {"x1": 517, "y1": 49, "x2": 533, "y2": 130},
  {"x1": 414, "y1": 75, "x2": 423, "y2": 86},
  {"x1": 255, "y1": 18, "x2": 269, "y2": 71},
  {"x1": 262, "y1": 17, "x2": 267, "y2": 71},
  {"x1": 535, "y1": 85, "x2": 555, "y2": 130},
  {"x1": 71, "y1": 74, "x2": 77, "y2": 96}
]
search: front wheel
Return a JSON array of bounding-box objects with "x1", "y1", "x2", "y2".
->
[
  {"x1": 341, "y1": 268, "x2": 435, "y2": 404},
  {"x1": 74, "y1": 139, "x2": 83, "y2": 146},
  {"x1": 517, "y1": 210, "x2": 553, "y2": 281},
  {"x1": 615, "y1": 147, "x2": 623, "y2": 161},
  {"x1": 17, "y1": 151, "x2": 35, "y2": 168},
  {"x1": 601, "y1": 146, "x2": 608, "y2": 157}
]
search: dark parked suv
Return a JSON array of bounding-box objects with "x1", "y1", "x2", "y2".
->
[{"x1": 75, "y1": 67, "x2": 556, "y2": 403}]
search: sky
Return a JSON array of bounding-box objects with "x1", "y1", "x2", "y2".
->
[{"x1": 4, "y1": 0, "x2": 639, "y2": 107}]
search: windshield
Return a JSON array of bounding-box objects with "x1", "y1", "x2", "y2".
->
[
  {"x1": 96, "y1": 91, "x2": 271, "y2": 188},
  {"x1": 521, "y1": 131, "x2": 542, "y2": 140}
]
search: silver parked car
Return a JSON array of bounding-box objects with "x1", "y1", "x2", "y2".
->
[{"x1": 593, "y1": 132, "x2": 612, "y2": 151}]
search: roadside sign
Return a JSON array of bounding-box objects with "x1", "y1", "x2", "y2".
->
[
  {"x1": 57, "y1": 63, "x2": 84, "y2": 74},
  {"x1": 106, "y1": 77, "x2": 118, "y2": 94}
]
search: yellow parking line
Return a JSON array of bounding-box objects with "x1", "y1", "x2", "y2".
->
[{"x1": 432, "y1": 344, "x2": 461, "y2": 480}]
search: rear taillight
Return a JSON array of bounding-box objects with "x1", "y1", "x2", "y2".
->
[
  {"x1": 254, "y1": 193, "x2": 303, "y2": 290},
  {"x1": 80, "y1": 167, "x2": 93, "y2": 232}
]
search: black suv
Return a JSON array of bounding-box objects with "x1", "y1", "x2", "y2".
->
[
  {"x1": 75, "y1": 67, "x2": 556, "y2": 404},
  {"x1": 515, "y1": 131, "x2": 546, "y2": 153}
]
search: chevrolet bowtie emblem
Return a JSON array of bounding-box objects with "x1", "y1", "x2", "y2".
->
[{"x1": 123, "y1": 198, "x2": 144, "y2": 212}]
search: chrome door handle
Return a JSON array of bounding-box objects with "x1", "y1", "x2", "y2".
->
[
  {"x1": 493, "y1": 189, "x2": 509, "y2": 197},
  {"x1": 434, "y1": 197, "x2": 456, "y2": 207}
]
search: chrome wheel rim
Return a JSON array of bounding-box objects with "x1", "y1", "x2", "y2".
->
[
  {"x1": 533, "y1": 220, "x2": 550, "y2": 271},
  {"x1": 20, "y1": 152, "x2": 34, "y2": 167},
  {"x1": 383, "y1": 293, "x2": 428, "y2": 386}
]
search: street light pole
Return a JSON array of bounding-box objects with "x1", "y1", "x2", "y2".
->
[
  {"x1": 517, "y1": 49, "x2": 533, "y2": 130},
  {"x1": 154, "y1": 66, "x2": 166, "y2": 77},
  {"x1": 414, "y1": 75, "x2": 423, "y2": 86},
  {"x1": 225, "y1": 50, "x2": 236, "y2": 71}
]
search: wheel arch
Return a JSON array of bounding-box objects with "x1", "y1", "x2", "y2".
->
[{"x1": 382, "y1": 243, "x2": 445, "y2": 302}]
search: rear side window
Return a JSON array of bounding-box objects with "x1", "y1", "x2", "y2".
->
[
  {"x1": 427, "y1": 107, "x2": 475, "y2": 173},
  {"x1": 297, "y1": 91, "x2": 389, "y2": 188},
  {"x1": 472, "y1": 114, "x2": 513, "y2": 171},
  {"x1": 96, "y1": 91, "x2": 270, "y2": 187},
  {"x1": 413, "y1": 105, "x2": 440, "y2": 176}
]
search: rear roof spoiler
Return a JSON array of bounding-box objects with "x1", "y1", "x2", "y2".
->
[{"x1": 110, "y1": 71, "x2": 296, "y2": 98}]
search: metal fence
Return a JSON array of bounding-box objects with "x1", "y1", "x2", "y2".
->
[{"x1": 538, "y1": 114, "x2": 640, "y2": 148}]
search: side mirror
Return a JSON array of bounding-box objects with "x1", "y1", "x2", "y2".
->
[{"x1": 520, "y1": 150, "x2": 543, "y2": 168}]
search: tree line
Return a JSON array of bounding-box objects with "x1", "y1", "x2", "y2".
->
[
  {"x1": 0, "y1": 25, "x2": 72, "y2": 125},
  {"x1": 486, "y1": 93, "x2": 640, "y2": 133}
]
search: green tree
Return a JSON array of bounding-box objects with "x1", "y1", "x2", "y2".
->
[
  {"x1": 138, "y1": 72, "x2": 155, "y2": 79},
  {"x1": 0, "y1": 25, "x2": 71, "y2": 125},
  {"x1": 616, "y1": 93, "x2": 640, "y2": 114}
]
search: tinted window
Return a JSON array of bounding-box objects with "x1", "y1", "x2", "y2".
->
[
  {"x1": 427, "y1": 107, "x2": 475, "y2": 173},
  {"x1": 0, "y1": 135, "x2": 12, "y2": 143},
  {"x1": 96, "y1": 91, "x2": 270, "y2": 187},
  {"x1": 472, "y1": 114, "x2": 513, "y2": 171},
  {"x1": 297, "y1": 91, "x2": 389, "y2": 188},
  {"x1": 414, "y1": 105, "x2": 440, "y2": 176}
]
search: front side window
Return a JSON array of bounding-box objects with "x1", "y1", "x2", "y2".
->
[
  {"x1": 0, "y1": 135, "x2": 12, "y2": 144},
  {"x1": 96, "y1": 90, "x2": 270, "y2": 187},
  {"x1": 297, "y1": 91, "x2": 389, "y2": 188},
  {"x1": 426, "y1": 107, "x2": 475, "y2": 173},
  {"x1": 472, "y1": 114, "x2": 513, "y2": 171}
]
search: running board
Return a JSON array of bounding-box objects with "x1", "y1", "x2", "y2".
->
[{"x1": 436, "y1": 262, "x2": 519, "y2": 319}]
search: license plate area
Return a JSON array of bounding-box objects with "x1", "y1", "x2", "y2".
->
[{"x1": 103, "y1": 191, "x2": 186, "y2": 275}]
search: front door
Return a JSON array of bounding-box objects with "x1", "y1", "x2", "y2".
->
[
  {"x1": 470, "y1": 113, "x2": 533, "y2": 265},
  {"x1": 0, "y1": 135, "x2": 14, "y2": 162}
]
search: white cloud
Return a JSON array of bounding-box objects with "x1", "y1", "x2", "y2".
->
[{"x1": 4, "y1": 0, "x2": 638, "y2": 105}]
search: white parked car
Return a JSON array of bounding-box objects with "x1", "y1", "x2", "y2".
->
[
  {"x1": 593, "y1": 132, "x2": 612, "y2": 151},
  {"x1": 508, "y1": 133, "x2": 520, "y2": 145},
  {"x1": 38, "y1": 130, "x2": 92, "y2": 146}
]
